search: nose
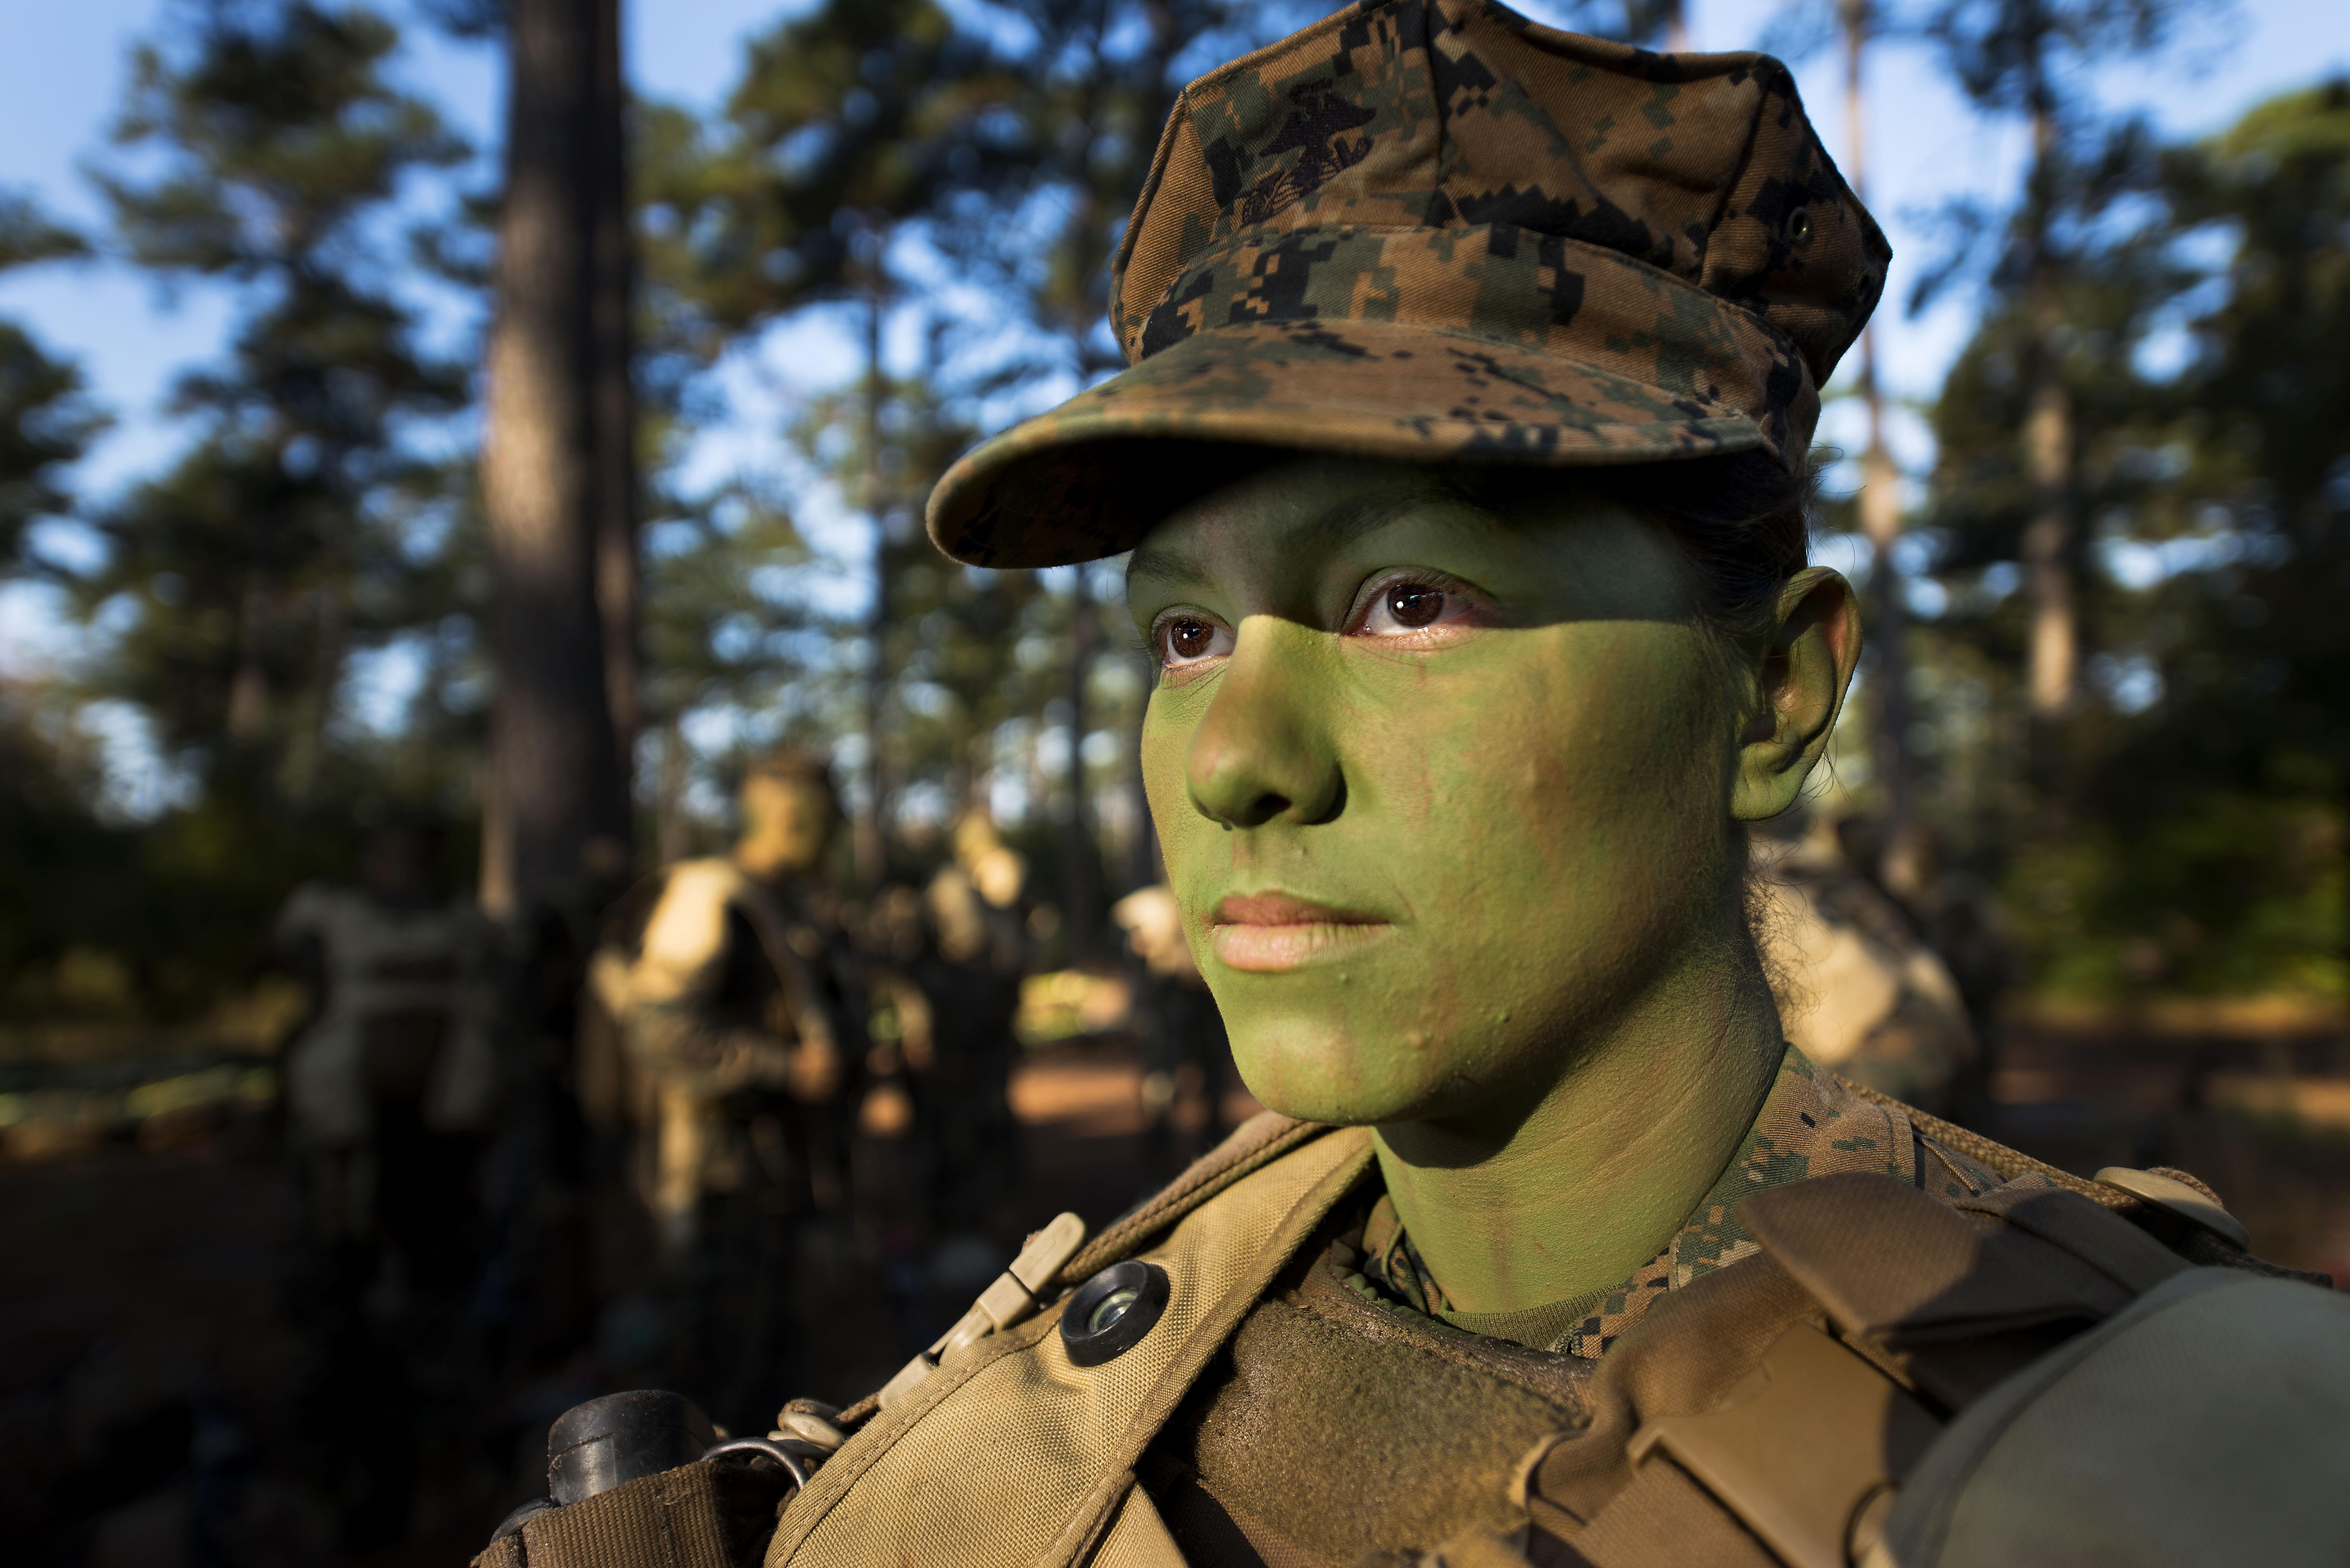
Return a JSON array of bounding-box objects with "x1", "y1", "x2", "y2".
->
[{"x1": 1186, "y1": 617, "x2": 1345, "y2": 829}]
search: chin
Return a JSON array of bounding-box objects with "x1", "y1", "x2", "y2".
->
[{"x1": 1226, "y1": 1012, "x2": 1446, "y2": 1128}]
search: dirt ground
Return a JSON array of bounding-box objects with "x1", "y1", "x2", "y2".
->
[{"x1": 4, "y1": 1027, "x2": 2346, "y2": 1566}]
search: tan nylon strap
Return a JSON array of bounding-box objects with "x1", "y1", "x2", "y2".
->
[
  {"x1": 771, "y1": 1124, "x2": 1375, "y2": 1568},
  {"x1": 1035, "y1": 1137, "x2": 1375, "y2": 1568},
  {"x1": 1567, "y1": 1454, "x2": 1781, "y2": 1568},
  {"x1": 471, "y1": 1460, "x2": 771, "y2": 1568},
  {"x1": 1062, "y1": 1114, "x2": 1329, "y2": 1280},
  {"x1": 832, "y1": 1114, "x2": 1328, "y2": 1431},
  {"x1": 476, "y1": 1530, "x2": 525, "y2": 1568},
  {"x1": 1087, "y1": 1476, "x2": 1190, "y2": 1568}
]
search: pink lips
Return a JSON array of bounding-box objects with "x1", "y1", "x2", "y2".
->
[{"x1": 1209, "y1": 893, "x2": 1390, "y2": 973}]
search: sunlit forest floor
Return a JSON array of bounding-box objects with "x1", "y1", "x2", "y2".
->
[{"x1": 4, "y1": 1023, "x2": 2346, "y2": 1565}]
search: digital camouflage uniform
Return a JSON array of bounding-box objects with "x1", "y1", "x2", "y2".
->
[{"x1": 475, "y1": 6, "x2": 2350, "y2": 1568}]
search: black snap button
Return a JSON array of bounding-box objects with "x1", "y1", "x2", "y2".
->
[
  {"x1": 1786, "y1": 205, "x2": 1813, "y2": 245},
  {"x1": 1059, "y1": 1260, "x2": 1171, "y2": 1368}
]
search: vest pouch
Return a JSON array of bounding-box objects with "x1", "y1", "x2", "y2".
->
[{"x1": 1528, "y1": 1173, "x2": 2208, "y2": 1568}]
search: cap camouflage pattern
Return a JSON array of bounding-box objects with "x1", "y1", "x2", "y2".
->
[{"x1": 926, "y1": 0, "x2": 1891, "y2": 568}]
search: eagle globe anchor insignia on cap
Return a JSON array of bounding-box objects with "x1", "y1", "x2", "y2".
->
[{"x1": 925, "y1": 0, "x2": 1890, "y2": 570}]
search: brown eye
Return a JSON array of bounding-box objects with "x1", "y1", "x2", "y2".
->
[
  {"x1": 1355, "y1": 573, "x2": 1480, "y2": 638},
  {"x1": 1158, "y1": 614, "x2": 1231, "y2": 666},
  {"x1": 1384, "y1": 584, "x2": 1445, "y2": 628}
]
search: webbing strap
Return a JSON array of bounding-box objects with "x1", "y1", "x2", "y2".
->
[
  {"x1": 471, "y1": 1459, "x2": 785, "y2": 1568},
  {"x1": 1566, "y1": 1455, "x2": 1780, "y2": 1568},
  {"x1": 833, "y1": 1113, "x2": 1326, "y2": 1432},
  {"x1": 1831, "y1": 1075, "x2": 2141, "y2": 1214}
]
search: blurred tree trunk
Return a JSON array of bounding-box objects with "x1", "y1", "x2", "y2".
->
[
  {"x1": 225, "y1": 576, "x2": 274, "y2": 743},
  {"x1": 1841, "y1": 0, "x2": 1922, "y2": 900},
  {"x1": 481, "y1": 0, "x2": 628, "y2": 916},
  {"x1": 856, "y1": 290, "x2": 889, "y2": 886},
  {"x1": 2018, "y1": 24, "x2": 2078, "y2": 795},
  {"x1": 591, "y1": 0, "x2": 640, "y2": 803},
  {"x1": 286, "y1": 579, "x2": 345, "y2": 805}
]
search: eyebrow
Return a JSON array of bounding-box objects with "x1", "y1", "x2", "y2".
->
[
  {"x1": 1125, "y1": 535, "x2": 1206, "y2": 586},
  {"x1": 1124, "y1": 473, "x2": 1470, "y2": 590}
]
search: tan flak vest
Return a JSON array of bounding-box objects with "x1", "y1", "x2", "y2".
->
[{"x1": 480, "y1": 1092, "x2": 2350, "y2": 1568}]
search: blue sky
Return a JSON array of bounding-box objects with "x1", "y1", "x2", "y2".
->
[{"x1": 0, "y1": 0, "x2": 2344, "y2": 696}]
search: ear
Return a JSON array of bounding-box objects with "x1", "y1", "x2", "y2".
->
[{"x1": 1731, "y1": 567, "x2": 1862, "y2": 822}]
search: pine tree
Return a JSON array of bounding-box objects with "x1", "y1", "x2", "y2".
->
[
  {"x1": 478, "y1": 0, "x2": 638, "y2": 913},
  {"x1": 647, "y1": 0, "x2": 1027, "y2": 879},
  {"x1": 0, "y1": 193, "x2": 100, "y2": 571},
  {"x1": 1917, "y1": 0, "x2": 2193, "y2": 791},
  {"x1": 84, "y1": 0, "x2": 470, "y2": 800}
]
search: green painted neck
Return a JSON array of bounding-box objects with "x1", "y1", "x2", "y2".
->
[{"x1": 1369, "y1": 913, "x2": 1787, "y2": 1317}]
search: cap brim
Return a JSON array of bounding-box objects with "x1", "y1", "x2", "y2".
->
[{"x1": 926, "y1": 320, "x2": 1766, "y2": 569}]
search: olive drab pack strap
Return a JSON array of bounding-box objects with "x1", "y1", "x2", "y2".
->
[{"x1": 766, "y1": 1118, "x2": 1373, "y2": 1568}]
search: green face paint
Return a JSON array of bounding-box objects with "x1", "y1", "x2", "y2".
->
[{"x1": 1126, "y1": 454, "x2": 1860, "y2": 1313}]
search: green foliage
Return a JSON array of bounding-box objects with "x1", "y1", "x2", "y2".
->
[
  {"x1": 0, "y1": 1, "x2": 488, "y2": 1022},
  {"x1": 98, "y1": 1, "x2": 466, "y2": 276},
  {"x1": 0, "y1": 688, "x2": 137, "y2": 1019},
  {"x1": 651, "y1": 0, "x2": 1021, "y2": 336},
  {"x1": 76, "y1": 0, "x2": 474, "y2": 800},
  {"x1": 640, "y1": 488, "x2": 821, "y2": 730},
  {"x1": 0, "y1": 194, "x2": 103, "y2": 569},
  {"x1": 2160, "y1": 80, "x2": 2350, "y2": 543},
  {"x1": 1910, "y1": 79, "x2": 2350, "y2": 1001},
  {"x1": 0, "y1": 323, "x2": 103, "y2": 571},
  {"x1": 2007, "y1": 795, "x2": 2344, "y2": 999}
]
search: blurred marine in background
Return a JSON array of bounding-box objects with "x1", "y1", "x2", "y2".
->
[
  {"x1": 910, "y1": 813, "x2": 1032, "y2": 1233},
  {"x1": 270, "y1": 817, "x2": 501, "y2": 1545},
  {"x1": 589, "y1": 753, "x2": 859, "y2": 1258},
  {"x1": 1752, "y1": 818, "x2": 1978, "y2": 1116},
  {"x1": 276, "y1": 818, "x2": 503, "y2": 1260},
  {"x1": 1114, "y1": 882, "x2": 1237, "y2": 1173}
]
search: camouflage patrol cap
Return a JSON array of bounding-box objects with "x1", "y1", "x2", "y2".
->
[{"x1": 925, "y1": 0, "x2": 1889, "y2": 569}]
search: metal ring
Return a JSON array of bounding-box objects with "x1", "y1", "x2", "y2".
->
[
  {"x1": 490, "y1": 1497, "x2": 557, "y2": 1542},
  {"x1": 701, "y1": 1436, "x2": 813, "y2": 1489}
]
